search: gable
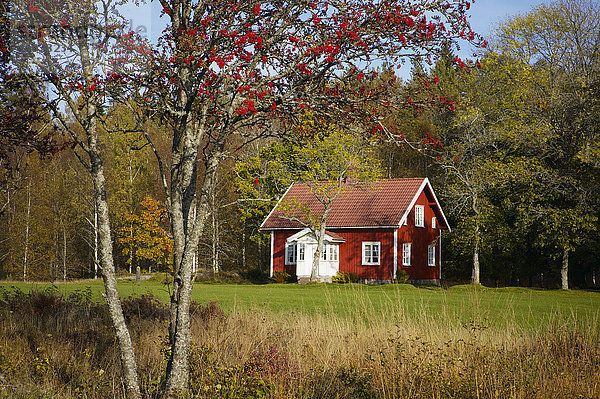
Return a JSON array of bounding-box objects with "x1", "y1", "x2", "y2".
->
[
  {"x1": 261, "y1": 178, "x2": 450, "y2": 230},
  {"x1": 398, "y1": 180, "x2": 451, "y2": 231},
  {"x1": 286, "y1": 228, "x2": 346, "y2": 244}
]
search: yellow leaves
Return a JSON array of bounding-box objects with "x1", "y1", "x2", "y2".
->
[{"x1": 117, "y1": 196, "x2": 172, "y2": 269}]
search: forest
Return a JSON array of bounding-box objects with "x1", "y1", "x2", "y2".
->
[{"x1": 2, "y1": 0, "x2": 599, "y2": 290}]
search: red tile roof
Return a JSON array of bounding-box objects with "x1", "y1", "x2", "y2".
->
[{"x1": 261, "y1": 178, "x2": 427, "y2": 229}]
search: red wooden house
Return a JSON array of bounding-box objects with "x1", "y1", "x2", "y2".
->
[{"x1": 260, "y1": 178, "x2": 450, "y2": 284}]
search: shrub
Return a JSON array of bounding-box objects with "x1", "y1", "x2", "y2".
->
[
  {"x1": 245, "y1": 268, "x2": 269, "y2": 283},
  {"x1": 196, "y1": 270, "x2": 247, "y2": 284},
  {"x1": 394, "y1": 270, "x2": 410, "y2": 284},
  {"x1": 332, "y1": 271, "x2": 359, "y2": 283},
  {"x1": 121, "y1": 294, "x2": 169, "y2": 322},
  {"x1": 190, "y1": 300, "x2": 226, "y2": 324},
  {"x1": 272, "y1": 270, "x2": 290, "y2": 284}
]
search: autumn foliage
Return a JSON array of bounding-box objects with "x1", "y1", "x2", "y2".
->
[{"x1": 118, "y1": 196, "x2": 173, "y2": 272}]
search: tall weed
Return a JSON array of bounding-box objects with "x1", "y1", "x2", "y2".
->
[{"x1": 0, "y1": 286, "x2": 598, "y2": 398}]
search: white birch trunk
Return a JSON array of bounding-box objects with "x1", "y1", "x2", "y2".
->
[
  {"x1": 23, "y1": 182, "x2": 31, "y2": 281},
  {"x1": 76, "y1": 22, "x2": 141, "y2": 397},
  {"x1": 310, "y1": 208, "x2": 330, "y2": 282},
  {"x1": 472, "y1": 224, "x2": 480, "y2": 285},
  {"x1": 471, "y1": 195, "x2": 481, "y2": 285},
  {"x1": 242, "y1": 228, "x2": 246, "y2": 272},
  {"x1": 561, "y1": 248, "x2": 569, "y2": 290},
  {"x1": 94, "y1": 202, "x2": 99, "y2": 279},
  {"x1": 62, "y1": 221, "x2": 67, "y2": 281},
  {"x1": 90, "y1": 146, "x2": 141, "y2": 399}
]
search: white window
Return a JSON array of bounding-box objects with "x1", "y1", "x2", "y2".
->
[
  {"x1": 432, "y1": 217, "x2": 437, "y2": 229},
  {"x1": 329, "y1": 244, "x2": 338, "y2": 261},
  {"x1": 362, "y1": 242, "x2": 380, "y2": 265},
  {"x1": 415, "y1": 205, "x2": 424, "y2": 227},
  {"x1": 402, "y1": 243, "x2": 412, "y2": 266},
  {"x1": 321, "y1": 244, "x2": 338, "y2": 261},
  {"x1": 298, "y1": 243, "x2": 305, "y2": 261},
  {"x1": 428, "y1": 245, "x2": 436, "y2": 266},
  {"x1": 285, "y1": 243, "x2": 297, "y2": 265}
]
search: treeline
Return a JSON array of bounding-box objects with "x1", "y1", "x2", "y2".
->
[{"x1": 1, "y1": 0, "x2": 599, "y2": 288}]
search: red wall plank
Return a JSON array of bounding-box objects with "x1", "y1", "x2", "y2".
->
[
  {"x1": 335, "y1": 228, "x2": 395, "y2": 280},
  {"x1": 272, "y1": 230, "x2": 301, "y2": 275}
]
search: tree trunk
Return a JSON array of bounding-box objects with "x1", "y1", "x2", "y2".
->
[
  {"x1": 129, "y1": 224, "x2": 134, "y2": 274},
  {"x1": 62, "y1": 221, "x2": 67, "y2": 281},
  {"x1": 310, "y1": 209, "x2": 330, "y2": 282},
  {"x1": 94, "y1": 202, "x2": 99, "y2": 279},
  {"x1": 78, "y1": 23, "x2": 141, "y2": 391},
  {"x1": 211, "y1": 192, "x2": 219, "y2": 274},
  {"x1": 163, "y1": 130, "x2": 223, "y2": 396},
  {"x1": 472, "y1": 220, "x2": 481, "y2": 285},
  {"x1": 241, "y1": 226, "x2": 246, "y2": 273},
  {"x1": 91, "y1": 153, "x2": 141, "y2": 399},
  {"x1": 561, "y1": 248, "x2": 569, "y2": 290},
  {"x1": 192, "y1": 204, "x2": 197, "y2": 275},
  {"x1": 471, "y1": 194, "x2": 481, "y2": 285},
  {"x1": 164, "y1": 191, "x2": 212, "y2": 396},
  {"x1": 23, "y1": 181, "x2": 31, "y2": 281}
]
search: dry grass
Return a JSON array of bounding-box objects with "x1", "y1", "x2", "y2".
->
[{"x1": 0, "y1": 286, "x2": 598, "y2": 398}]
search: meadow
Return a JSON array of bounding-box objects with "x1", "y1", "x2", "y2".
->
[{"x1": 0, "y1": 279, "x2": 599, "y2": 398}]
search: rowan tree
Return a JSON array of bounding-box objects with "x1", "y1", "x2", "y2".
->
[{"x1": 110, "y1": 0, "x2": 485, "y2": 394}]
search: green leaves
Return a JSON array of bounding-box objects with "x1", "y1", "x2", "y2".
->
[{"x1": 235, "y1": 115, "x2": 381, "y2": 230}]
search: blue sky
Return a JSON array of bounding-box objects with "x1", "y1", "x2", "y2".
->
[
  {"x1": 456, "y1": 0, "x2": 547, "y2": 62},
  {"x1": 468, "y1": 0, "x2": 546, "y2": 36},
  {"x1": 123, "y1": 0, "x2": 549, "y2": 44}
]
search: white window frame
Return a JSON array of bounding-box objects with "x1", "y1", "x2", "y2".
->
[
  {"x1": 285, "y1": 242, "x2": 297, "y2": 265},
  {"x1": 362, "y1": 242, "x2": 381, "y2": 265},
  {"x1": 432, "y1": 217, "x2": 437, "y2": 229},
  {"x1": 320, "y1": 243, "x2": 339, "y2": 261},
  {"x1": 415, "y1": 205, "x2": 424, "y2": 227},
  {"x1": 428, "y1": 245, "x2": 436, "y2": 266},
  {"x1": 298, "y1": 243, "x2": 305, "y2": 261},
  {"x1": 402, "y1": 243, "x2": 412, "y2": 266},
  {"x1": 330, "y1": 244, "x2": 338, "y2": 261}
]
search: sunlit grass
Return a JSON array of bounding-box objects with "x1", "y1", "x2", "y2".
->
[{"x1": 2, "y1": 278, "x2": 599, "y2": 331}]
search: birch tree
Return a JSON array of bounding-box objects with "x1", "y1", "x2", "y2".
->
[
  {"x1": 8, "y1": 1, "x2": 141, "y2": 396},
  {"x1": 237, "y1": 121, "x2": 381, "y2": 281}
]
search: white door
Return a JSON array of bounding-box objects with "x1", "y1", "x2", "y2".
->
[{"x1": 297, "y1": 243, "x2": 314, "y2": 277}]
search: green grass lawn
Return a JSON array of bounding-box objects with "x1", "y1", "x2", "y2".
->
[{"x1": 2, "y1": 278, "x2": 599, "y2": 330}]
